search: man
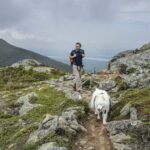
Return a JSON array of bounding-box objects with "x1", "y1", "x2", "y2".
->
[{"x1": 70, "y1": 42, "x2": 85, "y2": 92}]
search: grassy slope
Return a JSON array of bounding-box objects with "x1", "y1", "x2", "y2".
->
[
  {"x1": 0, "y1": 67, "x2": 87, "y2": 150},
  {"x1": 111, "y1": 88, "x2": 150, "y2": 122}
]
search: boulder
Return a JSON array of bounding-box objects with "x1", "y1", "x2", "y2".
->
[
  {"x1": 33, "y1": 66, "x2": 52, "y2": 73},
  {"x1": 130, "y1": 107, "x2": 137, "y2": 120},
  {"x1": 130, "y1": 107, "x2": 138, "y2": 126},
  {"x1": 113, "y1": 143, "x2": 132, "y2": 150},
  {"x1": 120, "y1": 103, "x2": 132, "y2": 117},
  {"x1": 27, "y1": 107, "x2": 85, "y2": 145},
  {"x1": 38, "y1": 142, "x2": 68, "y2": 150},
  {"x1": 110, "y1": 132, "x2": 131, "y2": 143},
  {"x1": 106, "y1": 120, "x2": 143, "y2": 135},
  {"x1": 110, "y1": 133, "x2": 132, "y2": 150},
  {"x1": 16, "y1": 92, "x2": 40, "y2": 116},
  {"x1": 11, "y1": 59, "x2": 42, "y2": 69},
  {"x1": 99, "y1": 79, "x2": 116, "y2": 91},
  {"x1": 107, "y1": 120, "x2": 149, "y2": 150},
  {"x1": 65, "y1": 91, "x2": 82, "y2": 101}
]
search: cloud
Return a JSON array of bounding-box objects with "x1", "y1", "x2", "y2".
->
[{"x1": 0, "y1": 0, "x2": 150, "y2": 57}]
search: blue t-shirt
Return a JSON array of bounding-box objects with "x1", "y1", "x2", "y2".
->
[{"x1": 70, "y1": 49, "x2": 85, "y2": 66}]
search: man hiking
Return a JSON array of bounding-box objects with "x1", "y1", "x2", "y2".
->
[{"x1": 69, "y1": 42, "x2": 85, "y2": 92}]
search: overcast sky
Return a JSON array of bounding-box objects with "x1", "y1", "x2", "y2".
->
[{"x1": 0, "y1": 0, "x2": 150, "y2": 58}]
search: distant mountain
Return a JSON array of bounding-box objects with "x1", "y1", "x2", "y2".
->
[{"x1": 0, "y1": 39, "x2": 71, "y2": 72}]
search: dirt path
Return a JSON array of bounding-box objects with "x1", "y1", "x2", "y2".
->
[
  {"x1": 73, "y1": 113, "x2": 113, "y2": 150},
  {"x1": 72, "y1": 90, "x2": 113, "y2": 150},
  {"x1": 51, "y1": 76, "x2": 113, "y2": 150}
]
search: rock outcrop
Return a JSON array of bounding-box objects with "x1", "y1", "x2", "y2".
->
[
  {"x1": 109, "y1": 43, "x2": 150, "y2": 88},
  {"x1": 107, "y1": 120, "x2": 149, "y2": 150},
  {"x1": 11, "y1": 59, "x2": 53, "y2": 73},
  {"x1": 16, "y1": 92, "x2": 41, "y2": 116},
  {"x1": 27, "y1": 107, "x2": 86, "y2": 148}
]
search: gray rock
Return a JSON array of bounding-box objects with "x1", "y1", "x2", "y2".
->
[
  {"x1": 110, "y1": 132, "x2": 131, "y2": 143},
  {"x1": 109, "y1": 45, "x2": 150, "y2": 88},
  {"x1": 80, "y1": 140, "x2": 87, "y2": 145},
  {"x1": 99, "y1": 79, "x2": 116, "y2": 91},
  {"x1": 65, "y1": 91, "x2": 82, "y2": 101},
  {"x1": 113, "y1": 143, "x2": 132, "y2": 150},
  {"x1": 111, "y1": 133, "x2": 132, "y2": 150},
  {"x1": 59, "y1": 76, "x2": 65, "y2": 82},
  {"x1": 64, "y1": 75, "x2": 74, "y2": 81},
  {"x1": 107, "y1": 120, "x2": 148, "y2": 150},
  {"x1": 16, "y1": 92, "x2": 41, "y2": 116},
  {"x1": 38, "y1": 142, "x2": 68, "y2": 150},
  {"x1": 140, "y1": 43, "x2": 150, "y2": 50},
  {"x1": 27, "y1": 107, "x2": 85, "y2": 145},
  {"x1": 11, "y1": 59, "x2": 42, "y2": 69},
  {"x1": 120, "y1": 103, "x2": 131, "y2": 117},
  {"x1": 106, "y1": 120, "x2": 143, "y2": 135},
  {"x1": 130, "y1": 107, "x2": 138, "y2": 126},
  {"x1": 120, "y1": 104, "x2": 138, "y2": 125},
  {"x1": 88, "y1": 146, "x2": 96, "y2": 150}
]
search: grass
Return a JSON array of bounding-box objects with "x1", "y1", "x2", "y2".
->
[
  {"x1": 0, "y1": 84, "x2": 88, "y2": 150},
  {"x1": 111, "y1": 88, "x2": 150, "y2": 121},
  {"x1": 0, "y1": 66, "x2": 65, "y2": 91}
]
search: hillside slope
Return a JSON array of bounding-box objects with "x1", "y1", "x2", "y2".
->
[{"x1": 0, "y1": 39, "x2": 71, "y2": 72}]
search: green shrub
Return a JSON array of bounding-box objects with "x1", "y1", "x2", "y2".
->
[
  {"x1": 127, "y1": 67, "x2": 137, "y2": 74},
  {"x1": 118, "y1": 64, "x2": 128, "y2": 74},
  {"x1": 114, "y1": 76, "x2": 128, "y2": 91}
]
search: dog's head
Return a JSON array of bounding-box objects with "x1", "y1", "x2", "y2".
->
[
  {"x1": 95, "y1": 88, "x2": 106, "y2": 96},
  {"x1": 96, "y1": 104, "x2": 104, "y2": 112}
]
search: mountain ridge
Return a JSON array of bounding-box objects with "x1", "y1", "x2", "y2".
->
[{"x1": 0, "y1": 39, "x2": 71, "y2": 72}]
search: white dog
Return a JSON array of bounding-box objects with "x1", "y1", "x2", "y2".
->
[{"x1": 90, "y1": 88, "x2": 111, "y2": 125}]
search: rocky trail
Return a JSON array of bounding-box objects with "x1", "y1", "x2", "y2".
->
[
  {"x1": 73, "y1": 113, "x2": 113, "y2": 150},
  {"x1": 51, "y1": 75, "x2": 113, "y2": 150}
]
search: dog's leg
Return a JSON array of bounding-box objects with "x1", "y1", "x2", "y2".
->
[
  {"x1": 95, "y1": 109, "x2": 98, "y2": 115},
  {"x1": 97, "y1": 112, "x2": 100, "y2": 120},
  {"x1": 102, "y1": 111, "x2": 108, "y2": 125}
]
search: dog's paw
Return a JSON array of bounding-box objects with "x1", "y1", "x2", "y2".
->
[
  {"x1": 103, "y1": 122, "x2": 107, "y2": 125},
  {"x1": 96, "y1": 117, "x2": 101, "y2": 121}
]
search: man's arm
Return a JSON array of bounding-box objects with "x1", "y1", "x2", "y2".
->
[
  {"x1": 70, "y1": 55, "x2": 76, "y2": 59},
  {"x1": 82, "y1": 50, "x2": 85, "y2": 58},
  {"x1": 70, "y1": 50, "x2": 76, "y2": 58}
]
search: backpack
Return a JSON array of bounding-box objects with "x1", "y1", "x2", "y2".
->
[{"x1": 70, "y1": 57, "x2": 74, "y2": 65}]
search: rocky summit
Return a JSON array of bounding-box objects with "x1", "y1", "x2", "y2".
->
[
  {"x1": 109, "y1": 43, "x2": 150, "y2": 88},
  {"x1": 0, "y1": 43, "x2": 149, "y2": 150}
]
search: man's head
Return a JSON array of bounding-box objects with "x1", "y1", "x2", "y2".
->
[{"x1": 75, "y1": 42, "x2": 81, "y2": 50}]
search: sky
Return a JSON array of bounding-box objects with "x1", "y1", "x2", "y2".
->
[{"x1": 0, "y1": 0, "x2": 150, "y2": 60}]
